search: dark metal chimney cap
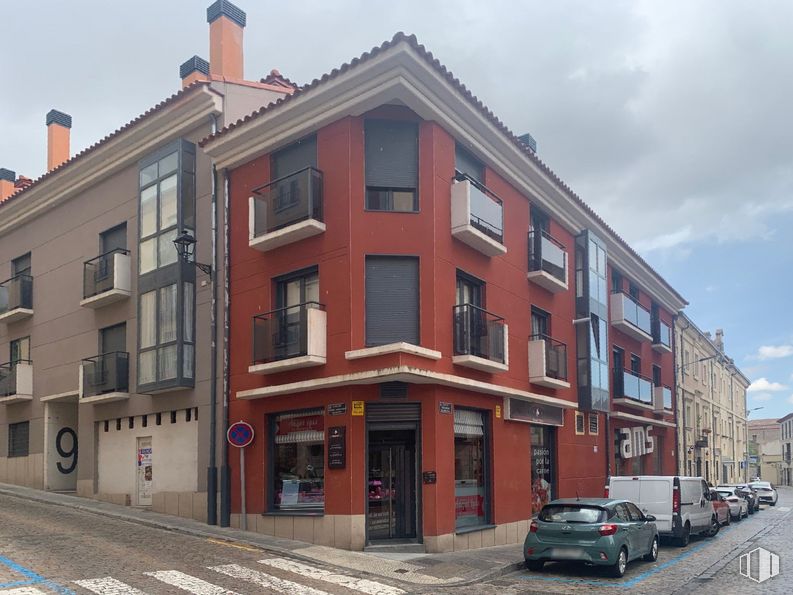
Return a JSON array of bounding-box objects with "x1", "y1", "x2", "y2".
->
[
  {"x1": 46, "y1": 109, "x2": 72, "y2": 129},
  {"x1": 207, "y1": 0, "x2": 246, "y2": 27},
  {"x1": 180, "y1": 55, "x2": 210, "y2": 79},
  {"x1": 0, "y1": 168, "x2": 15, "y2": 182}
]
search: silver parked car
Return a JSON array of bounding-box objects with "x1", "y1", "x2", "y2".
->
[{"x1": 748, "y1": 481, "x2": 778, "y2": 506}]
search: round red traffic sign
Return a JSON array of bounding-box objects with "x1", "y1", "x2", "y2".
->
[{"x1": 227, "y1": 421, "x2": 254, "y2": 448}]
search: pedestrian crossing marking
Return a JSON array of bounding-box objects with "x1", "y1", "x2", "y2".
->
[
  {"x1": 259, "y1": 558, "x2": 405, "y2": 595},
  {"x1": 144, "y1": 571, "x2": 238, "y2": 595},
  {"x1": 209, "y1": 564, "x2": 329, "y2": 595},
  {"x1": 74, "y1": 577, "x2": 147, "y2": 595},
  {"x1": 0, "y1": 589, "x2": 48, "y2": 595}
]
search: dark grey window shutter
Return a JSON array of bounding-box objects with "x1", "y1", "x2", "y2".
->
[
  {"x1": 365, "y1": 256, "x2": 419, "y2": 346},
  {"x1": 365, "y1": 120, "x2": 418, "y2": 189},
  {"x1": 272, "y1": 135, "x2": 317, "y2": 179},
  {"x1": 455, "y1": 144, "x2": 484, "y2": 184}
]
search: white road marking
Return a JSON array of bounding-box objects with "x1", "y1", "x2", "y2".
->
[
  {"x1": 259, "y1": 558, "x2": 405, "y2": 595},
  {"x1": 144, "y1": 571, "x2": 238, "y2": 595},
  {"x1": 776, "y1": 506, "x2": 790, "y2": 512},
  {"x1": 210, "y1": 563, "x2": 329, "y2": 595},
  {"x1": 74, "y1": 577, "x2": 148, "y2": 595},
  {"x1": 0, "y1": 589, "x2": 49, "y2": 594}
]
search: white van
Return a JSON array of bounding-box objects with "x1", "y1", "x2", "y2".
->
[{"x1": 606, "y1": 476, "x2": 718, "y2": 546}]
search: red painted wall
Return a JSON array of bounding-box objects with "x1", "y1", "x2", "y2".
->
[{"x1": 225, "y1": 104, "x2": 687, "y2": 538}]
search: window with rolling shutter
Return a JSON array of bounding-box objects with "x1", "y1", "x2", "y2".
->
[
  {"x1": 454, "y1": 144, "x2": 484, "y2": 184},
  {"x1": 365, "y1": 256, "x2": 419, "y2": 346},
  {"x1": 8, "y1": 421, "x2": 29, "y2": 458},
  {"x1": 365, "y1": 120, "x2": 418, "y2": 212},
  {"x1": 272, "y1": 135, "x2": 317, "y2": 179}
]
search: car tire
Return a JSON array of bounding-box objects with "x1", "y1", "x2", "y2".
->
[
  {"x1": 643, "y1": 537, "x2": 659, "y2": 562},
  {"x1": 707, "y1": 515, "x2": 720, "y2": 538},
  {"x1": 610, "y1": 547, "x2": 628, "y2": 578},
  {"x1": 742, "y1": 506, "x2": 748, "y2": 519},
  {"x1": 676, "y1": 523, "x2": 690, "y2": 547},
  {"x1": 771, "y1": 500, "x2": 776, "y2": 507},
  {"x1": 724, "y1": 512, "x2": 731, "y2": 526},
  {"x1": 525, "y1": 560, "x2": 544, "y2": 572}
]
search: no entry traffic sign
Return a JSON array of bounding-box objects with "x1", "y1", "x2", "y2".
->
[{"x1": 227, "y1": 421, "x2": 254, "y2": 448}]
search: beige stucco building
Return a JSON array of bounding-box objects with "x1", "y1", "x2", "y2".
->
[
  {"x1": 778, "y1": 413, "x2": 793, "y2": 486},
  {"x1": 674, "y1": 314, "x2": 749, "y2": 484},
  {"x1": 0, "y1": 1, "x2": 288, "y2": 521},
  {"x1": 748, "y1": 419, "x2": 782, "y2": 485}
]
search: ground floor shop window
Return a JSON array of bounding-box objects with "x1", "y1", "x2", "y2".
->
[
  {"x1": 271, "y1": 409, "x2": 325, "y2": 511},
  {"x1": 454, "y1": 408, "x2": 489, "y2": 530},
  {"x1": 531, "y1": 426, "x2": 555, "y2": 515}
]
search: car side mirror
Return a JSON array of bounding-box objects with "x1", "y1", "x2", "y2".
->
[{"x1": 645, "y1": 514, "x2": 656, "y2": 522}]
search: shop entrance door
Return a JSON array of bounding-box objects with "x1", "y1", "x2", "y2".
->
[{"x1": 367, "y1": 429, "x2": 417, "y2": 541}]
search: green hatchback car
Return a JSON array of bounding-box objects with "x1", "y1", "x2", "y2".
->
[{"x1": 524, "y1": 498, "x2": 659, "y2": 577}]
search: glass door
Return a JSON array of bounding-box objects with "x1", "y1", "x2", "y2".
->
[
  {"x1": 367, "y1": 429, "x2": 416, "y2": 541},
  {"x1": 530, "y1": 425, "x2": 555, "y2": 516}
]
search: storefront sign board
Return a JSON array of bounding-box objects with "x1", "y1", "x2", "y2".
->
[
  {"x1": 618, "y1": 425, "x2": 655, "y2": 459},
  {"x1": 503, "y1": 398, "x2": 564, "y2": 426},
  {"x1": 328, "y1": 426, "x2": 346, "y2": 469},
  {"x1": 351, "y1": 401, "x2": 365, "y2": 416}
]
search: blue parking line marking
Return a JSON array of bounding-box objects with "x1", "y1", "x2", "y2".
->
[
  {"x1": 517, "y1": 532, "x2": 724, "y2": 588},
  {"x1": 0, "y1": 554, "x2": 76, "y2": 594}
]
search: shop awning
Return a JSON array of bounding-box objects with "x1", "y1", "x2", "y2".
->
[{"x1": 454, "y1": 409, "x2": 484, "y2": 436}]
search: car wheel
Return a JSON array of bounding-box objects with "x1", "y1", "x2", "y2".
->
[
  {"x1": 742, "y1": 506, "x2": 748, "y2": 519},
  {"x1": 771, "y1": 500, "x2": 776, "y2": 507},
  {"x1": 724, "y1": 512, "x2": 731, "y2": 526},
  {"x1": 707, "y1": 515, "x2": 720, "y2": 538},
  {"x1": 610, "y1": 547, "x2": 628, "y2": 578},
  {"x1": 676, "y1": 523, "x2": 690, "y2": 547},
  {"x1": 643, "y1": 537, "x2": 659, "y2": 562},
  {"x1": 525, "y1": 560, "x2": 544, "y2": 572}
]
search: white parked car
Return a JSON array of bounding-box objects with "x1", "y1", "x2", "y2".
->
[
  {"x1": 748, "y1": 481, "x2": 778, "y2": 506},
  {"x1": 606, "y1": 476, "x2": 718, "y2": 546},
  {"x1": 714, "y1": 487, "x2": 749, "y2": 519}
]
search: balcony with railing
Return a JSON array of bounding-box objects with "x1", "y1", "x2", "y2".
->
[
  {"x1": 249, "y1": 302, "x2": 327, "y2": 374},
  {"x1": 528, "y1": 334, "x2": 570, "y2": 389},
  {"x1": 0, "y1": 274, "x2": 33, "y2": 324},
  {"x1": 0, "y1": 360, "x2": 33, "y2": 404},
  {"x1": 79, "y1": 352, "x2": 130, "y2": 404},
  {"x1": 613, "y1": 367, "x2": 654, "y2": 409},
  {"x1": 248, "y1": 167, "x2": 325, "y2": 252},
  {"x1": 80, "y1": 249, "x2": 132, "y2": 308},
  {"x1": 452, "y1": 304, "x2": 508, "y2": 373},
  {"x1": 652, "y1": 318, "x2": 672, "y2": 354},
  {"x1": 653, "y1": 384, "x2": 673, "y2": 414},
  {"x1": 450, "y1": 174, "x2": 506, "y2": 257},
  {"x1": 610, "y1": 291, "x2": 652, "y2": 342},
  {"x1": 527, "y1": 230, "x2": 568, "y2": 293}
]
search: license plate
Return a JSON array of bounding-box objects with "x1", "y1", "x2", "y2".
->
[{"x1": 552, "y1": 547, "x2": 581, "y2": 560}]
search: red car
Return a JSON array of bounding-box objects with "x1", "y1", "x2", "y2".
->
[{"x1": 710, "y1": 489, "x2": 731, "y2": 526}]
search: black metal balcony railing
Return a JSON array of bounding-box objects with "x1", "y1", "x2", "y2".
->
[
  {"x1": 455, "y1": 173, "x2": 503, "y2": 244},
  {"x1": 252, "y1": 302, "x2": 325, "y2": 364},
  {"x1": 614, "y1": 367, "x2": 654, "y2": 404},
  {"x1": 0, "y1": 360, "x2": 31, "y2": 397},
  {"x1": 251, "y1": 167, "x2": 323, "y2": 238},
  {"x1": 82, "y1": 352, "x2": 129, "y2": 397},
  {"x1": 527, "y1": 230, "x2": 566, "y2": 283},
  {"x1": 0, "y1": 274, "x2": 33, "y2": 314},
  {"x1": 453, "y1": 303, "x2": 506, "y2": 364},
  {"x1": 529, "y1": 333, "x2": 568, "y2": 381},
  {"x1": 83, "y1": 249, "x2": 129, "y2": 299},
  {"x1": 652, "y1": 317, "x2": 672, "y2": 348},
  {"x1": 612, "y1": 290, "x2": 652, "y2": 336}
]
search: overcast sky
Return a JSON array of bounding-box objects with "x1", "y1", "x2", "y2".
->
[{"x1": 2, "y1": 1, "x2": 792, "y2": 419}]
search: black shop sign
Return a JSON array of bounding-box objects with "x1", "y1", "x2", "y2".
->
[{"x1": 328, "y1": 426, "x2": 346, "y2": 469}]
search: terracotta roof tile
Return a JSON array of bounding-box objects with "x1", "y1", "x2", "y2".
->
[
  {"x1": 202, "y1": 32, "x2": 687, "y2": 306},
  {"x1": 1, "y1": 80, "x2": 213, "y2": 207},
  {"x1": 260, "y1": 69, "x2": 298, "y2": 89}
]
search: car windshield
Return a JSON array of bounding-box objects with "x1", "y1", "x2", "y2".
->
[{"x1": 539, "y1": 505, "x2": 607, "y2": 524}]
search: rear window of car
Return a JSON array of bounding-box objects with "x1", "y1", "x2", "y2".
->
[
  {"x1": 716, "y1": 490, "x2": 733, "y2": 498},
  {"x1": 750, "y1": 483, "x2": 772, "y2": 489},
  {"x1": 539, "y1": 505, "x2": 607, "y2": 523}
]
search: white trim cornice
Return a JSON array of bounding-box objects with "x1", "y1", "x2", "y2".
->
[
  {"x1": 206, "y1": 42, "x2": 686, "y2": 312},
  {"x1": 237, "y1": 364, "x2": 576, "y2": 409},
  {"x1": 0, "y1": 88, "x2": 223, "y2": 237}
]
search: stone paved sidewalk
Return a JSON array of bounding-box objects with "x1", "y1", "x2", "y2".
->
[{"x1": 0, "y1": 482, "x2": 524, "y2": 588}]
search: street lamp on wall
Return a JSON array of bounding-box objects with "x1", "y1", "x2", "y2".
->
[{"x1": 174, "y1": 231, "x2": 212, "y2": 277}]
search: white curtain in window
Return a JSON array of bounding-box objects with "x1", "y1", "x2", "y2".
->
[{"x1": 140, "y1": 291, "x2": 156, "y2": 348}]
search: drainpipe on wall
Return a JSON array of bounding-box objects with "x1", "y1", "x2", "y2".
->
[
  {"x1": 207, "y1": 114, "x2": 219, "y2": 526},
  {"x1": 677, "y1": 315, "x2": 691, "y2": 476},
  {"x1": 219, "y1": 168, "x2": 231, "y2": 527}
]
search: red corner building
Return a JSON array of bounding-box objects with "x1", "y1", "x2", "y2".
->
[{"x1": 202, "y1": 33, "x2": 687, "y2": 552}]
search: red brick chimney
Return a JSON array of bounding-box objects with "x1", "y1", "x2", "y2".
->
[
  {"x1": 46, "y1": 109, "x2": 72, "y2": 171},
  {"x1": 180, "y1": 55, "x2": 210, "y2": 89},
  {"x1": 0, "y1": 168, "x2": 15, "y2": 202},
  {"x1": 207, "y1": 0, "x2": 246, "y2": 80}
]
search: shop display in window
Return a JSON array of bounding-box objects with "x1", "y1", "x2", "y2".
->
[{"x1": 272, "y1": 409, "x2": 325, "y2": 510}]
